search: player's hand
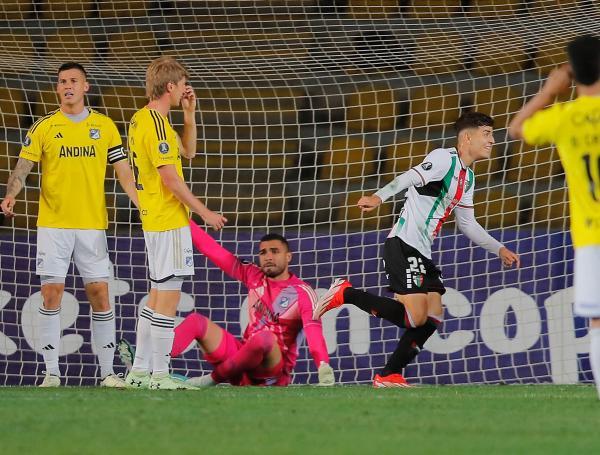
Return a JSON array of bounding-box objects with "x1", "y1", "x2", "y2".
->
[
  {"x1": 542, "y1": 64, "x2": 573, "y2": 97},
  {"x1": 357, "y1": 194, "x2": 382, "y2": 213},
  {"x1": 499, "y1": 247, "x2": 520, "y2": 269},
  {"x1": 1, "y1": 196, "x2": 16, "y2": 218},
  {"x1": 200, "y1": 209, "x2": 228, "y2": 231},
  {"x1": 181, "y1": 85, "x2": 197, "y2": 114},
  {"x1": 317, "y1": 361, "x2": 335, "y2": 386}
]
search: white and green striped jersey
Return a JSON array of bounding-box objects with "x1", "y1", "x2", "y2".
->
[{"x1": 376, "y1": 147, "x2": 475, "y2": 259}]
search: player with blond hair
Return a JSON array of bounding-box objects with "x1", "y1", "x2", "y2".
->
[
  {"x1": 124, "y1": 56, "x2": 227, "y2": 390},
  {"x1": 1, "y1": 62, "x2": 138, "y2": 387},
  {"x1": 509, "y1": 34, "x2": 600, "y2": 398}
]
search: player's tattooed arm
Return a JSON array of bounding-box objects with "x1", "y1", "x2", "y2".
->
[
  {"x1": 5, "y1": 158, "x2": 34, "y2": 197},
  {"x1": 1, "y1": 158, "x2": 35, "y2": 217}
]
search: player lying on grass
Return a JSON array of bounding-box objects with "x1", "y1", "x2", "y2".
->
[
  {"x1": 313, "y1": 112, "x2": 519, "y2": 388},
  {"x1": 126, "y1": 219, "x2": 334, "y2": 387},
  {"x1": 509, "y1": 34, "x2": 600, "y2": 399}
]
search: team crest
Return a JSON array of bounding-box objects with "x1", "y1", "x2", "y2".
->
[
  {"x1": 279, "y1": 297, "x2": 289, "y2": 309},
  {"x1": 23, "y1": 135, "x2": 31, "y2": 147},
  {"x1": 158, "y1": 142, "x2": 170, "y2": 154},
  {"x1": 185, "y1": 256, "x2": 193, "y2": 267},
  {"x1": 413, "y1": 274, "x2": 424, "y2": 288},
  {"x1": 89, "y1": 128, "x2": 100, "y2": 140}
]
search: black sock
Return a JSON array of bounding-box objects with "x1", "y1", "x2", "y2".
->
[
  {"x1": 381, "y1": 319, "x2": 439, "y2": 376},
  {"x1": 343, "y1": 287, "x2": 407, "y2": 328}
]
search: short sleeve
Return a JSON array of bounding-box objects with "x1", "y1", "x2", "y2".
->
[
  {"x1": 458, "y1": 169, "x2": 475, "y2": 208},
  {"x1": 19, "y1": 125, "x2": 43, "y2": 163},
  {"x1": 106, "y1": 118, "x2": 127, "y2": 164},
  {"x1": 411, "y1": 148, "x2": 454, "y2": 186},
  {"x1": 522, "y1": 103, "x2": 563, "y2": 146},
  {"x1": 146, "y1": 110, "x2": 178, "y2": 168}
]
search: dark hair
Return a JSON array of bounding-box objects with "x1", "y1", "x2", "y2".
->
[
  {"x1": 454, "y1": 112, "x2": 494, "y2": 136},
  {"x1": 259, "y1": 233, "x2": 289, "y2": 250},
  {"x1": 57, "y1": 62, "x2": 88, "y2": 78},
  {"x1": 567, "y1": 34, "x2": 600, "y2": 86}
]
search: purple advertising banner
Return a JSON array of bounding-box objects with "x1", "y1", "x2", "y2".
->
[{"x1": 0, "y1": 229, "x2": 591, "y2": 385}]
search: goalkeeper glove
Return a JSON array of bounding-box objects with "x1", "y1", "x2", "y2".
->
[{"x1": 318, "y1": 361, "x2": 335, "y2": 386}]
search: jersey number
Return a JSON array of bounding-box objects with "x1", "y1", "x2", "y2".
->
[
  {"x1": 408, "y1": 257, "x2": 426, "y2": 274},
  {"x1": 582, "y1": 153, "x2": 600, "y2": 201},
  {"x1": 130, "y1": 151, "x2": 144, "y2": 190}
]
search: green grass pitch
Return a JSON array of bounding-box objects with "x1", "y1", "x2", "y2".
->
[{"x1": 1, "y1": 385, "x2": 599, "y2": 454}]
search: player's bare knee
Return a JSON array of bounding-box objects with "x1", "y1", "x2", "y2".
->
[{"x1": 41, "y1": 284, "x2": 63, "y2": 310}]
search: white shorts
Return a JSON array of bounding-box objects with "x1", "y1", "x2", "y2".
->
[
  {"x1": 36, "y1": 227, "x2": 110, "y2": 279},
  {"x1": 143, "y1": 225, "x2": 194, "y2": 282},
  {"x1": 573, "y1": 245, "x2": 600, "y2": 318}
]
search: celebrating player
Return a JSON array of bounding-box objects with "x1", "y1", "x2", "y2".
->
[
  {"x1": 124, "y1": 56, "x2": 227, "y2": 390},
  {"x1": 168, "y1": 220, "x2": 334, "y2": 387},
  {"x1": 313, "y1": 112, "x2": 519, "y2": 387},
  {"x1": 509, "y1": 35, "x2": 600, "y2": 398},
  {"x1": 1, "y1": 62, "x2": 139, "y2": 387}
]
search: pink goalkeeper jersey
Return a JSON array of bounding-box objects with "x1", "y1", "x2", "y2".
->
[{"x1": 189, "y1": 221, "x2": 329, "y2": 377}]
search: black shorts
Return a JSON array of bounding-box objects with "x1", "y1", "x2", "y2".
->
[{"x1": 382, "y1": 237, "x2": 446, "y2": 296}]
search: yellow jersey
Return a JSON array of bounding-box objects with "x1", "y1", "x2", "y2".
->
[
  {"x1": 523, "y1": 96, "x2": 600, "y2": 248},
  {"x1": 127, "y1": 107, "x2": 189, "y2": 232},
  {"x1": 19, "y1": 109, "x2": 126, "y2": 229}
]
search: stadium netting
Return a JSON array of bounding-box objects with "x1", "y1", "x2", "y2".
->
[{"x1": 0, "y1": 0, "x2": 598, "y2": 385}]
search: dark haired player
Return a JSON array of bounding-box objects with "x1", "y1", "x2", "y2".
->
[
  {"x1": 510, "y1": 35, "x2": 600, "y2": 398},
  {"x1": 314, "y1": 112, "x2": 519, "y2": 387},
  {"x1": 167, "y1": 220, "x2": 334, "y2": 387},
  {"x1": 1, "y1": 62, "x2": 138, "y2": 387}
]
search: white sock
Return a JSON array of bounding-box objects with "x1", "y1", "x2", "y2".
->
[
  {"x1": 132, "y1": 306, "x2": 154, "y2": 374},
  {"x1": 91, "y1": 310, "x2": 116, "y2": 379},
  {"x1": 150, "y1": 313, "x2": 175, "y2": 376},
  {"x1": 589, "y1": 327, "x2": 600, "y2": 399},
  {"x1": 38, "y1": 307, "x2": 61, "y2": 376}
]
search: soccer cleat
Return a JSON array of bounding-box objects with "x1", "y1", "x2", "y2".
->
[
  {"x1": 100, "y1": 373, "x2": 127, "y2": 388},
  {"x1": 312, "y1": 278, "x2": 352, "y2": 320},
  {"x1": 117, "y1": 338, "x2": 135, "y2": 371},
  {"x1": 39, "y1": 373, "x2": 61, "y2": 388},
  {"x1": 373, "y1": 373, "x2": 412, "y2": 388},
  {"x1": 125, "y1": 370, "x2": 151, "y2": 389},
  {"x1": 149, "y1": 372, "x2": 198, "y2": 390},
  {"x1": 186, "y1": 374, "x2": 217, "y2": 387}
]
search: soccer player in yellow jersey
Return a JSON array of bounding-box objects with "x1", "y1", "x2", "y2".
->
[
  {"x1": 124, "y1": 56, "x2": 227, "y2": 390},
  {"x1": 510, "y1": 35, "x2": 600, "y2": 398},
  {"x1": 1, "y1": 62, "x2": 138, "y2": 387}
]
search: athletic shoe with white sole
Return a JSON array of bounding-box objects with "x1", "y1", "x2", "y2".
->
[
  {"x1": 100, "y1": 373, "x2": 127, "y2": 388},
  {"x1": 149, "y1": 372, "x2": 198, "y2": 390},
  {"x1": 312, "y1": 278, "x2": 352, "y2": 320},
  {"x1": 117, "y1": 338, "x2": 135, "y2": 371},
  {"x1": 125, "y1": 370, "x2": 151, "y2": 389},
  {"x1": 373, "y1": 373, "x2": 412, "y2": 388},
  {"x1": 185, "y1": 374, "x2": 217, "y2": 387},
  {"x1": 39, "y1": 373, "x2": 61, "y2": 388}
]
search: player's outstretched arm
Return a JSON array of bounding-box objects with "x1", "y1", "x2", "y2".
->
[
  {"x1": 358, "y1": 169, "x2": 423, "y2": 213},
  {"x1": 188, "y1": 219, "x2": 263, "y2": 286},
  {"x1": 454, "y1": 206, "x2": 520, "y2": 268},
  {"x1": 509, "y1": 64, "x2": 572, "y2": 140},
  {"x1": 179, "y1": 85, "x2": 197, "y2": 159},
  {"x1": 297, "y1": 287, "x2": 334, "y2": 385},
  {"x1": 1, "y1": 158, "x2": 35, "y2": 218},
  {"x1": 113, "y1": 160, "x2": 139, "y2": 208},
  {"x1": 158, "y1": 164, "x2": 227, "y2": 230}
]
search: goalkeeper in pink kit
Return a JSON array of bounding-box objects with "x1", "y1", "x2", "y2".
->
[{"x1": 170, "y1": 220, "x2": 334, "y2": 386}]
